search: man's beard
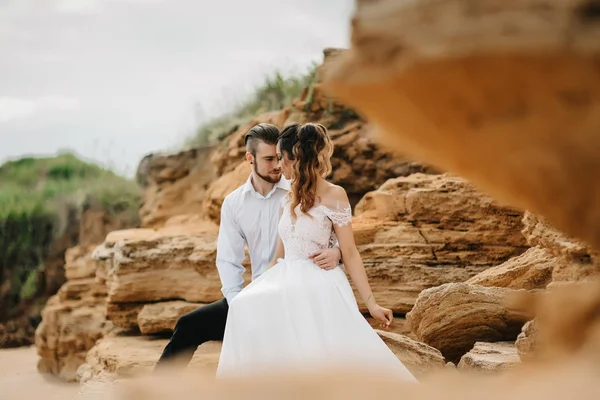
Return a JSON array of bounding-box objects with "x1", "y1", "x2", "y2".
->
[{"x1": 254, "y1": 164, "x2": 281, "y2": 184}]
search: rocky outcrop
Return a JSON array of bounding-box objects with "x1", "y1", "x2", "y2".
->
[
  {"x1": 352, "y1": 173, "x2": 528, "y2": 313},
  {"x1": 457, "y1": 342, "x2": 520, "y2": 372},
  {"x1": 34, "y1": 246, "x2": 114, "y2": 382},
  {"x1": 324, "y1": 0, "x2": 600, "y2": 251},
  {"x1": 406, "y1": 283, "x2": 530, "y2": 363},
  {"x1": 522, "y1": 212, "x2": 600, "y2": 285},
  {"x1": 137, "y1": 301, "x2": 204, "y2": 335},
  {"x1": 203, "y1": 162, "x2": 252, "y2": 224},
  {"x1": 466, "y1": 246, "x2": 554, "y2": 290},
  {"x1": 77, "y1": 334, "x2": 222, "y2": 383},
  {"x1": 96, "y1": 222, "x2": 222, "y2": 333},
  {"x1": 376, "y1": 330, "x2": 445, "y2": 378},
  {"x1": 137, "y1": 146, "x2": 219, "y2": 228}
]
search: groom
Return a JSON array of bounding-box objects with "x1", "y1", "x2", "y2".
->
[{"x1": 154, "y1": 123, "x2": 342, "y2": 369}]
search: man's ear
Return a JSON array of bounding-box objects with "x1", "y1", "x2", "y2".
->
[{"x1": 245, "y1": 152, "x2": 254, "y2": 164}]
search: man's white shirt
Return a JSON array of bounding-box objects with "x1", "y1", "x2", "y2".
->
[{"x1": 216, "y1": 173, "x2": 290, "y2": 304}]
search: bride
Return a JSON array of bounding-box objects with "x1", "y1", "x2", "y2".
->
[{"x1": 216, "y1": 122, "x2": 416, "y2": 381}]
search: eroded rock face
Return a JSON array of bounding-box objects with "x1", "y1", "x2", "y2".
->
[
  {"x1": 375, "y1": 330, "x2": 445, "y2": 378},
  {"x1": 103, "y1": 224, "x2": 221, "y2": 305},
  {"x1": 137, "y1": 301, "x2": 204, "y2": 336},
  {"x1": 457, "y1": 342, "x2": 520, "y2": 372},
  {"x1": 466, "y1": 246, "x2": 555, "y2": 290},
  {"x1": 77, "y1": 334, "x2": 222, "y2": 383},
  {"x1": 94, "y1": 220, "x2": 233, "y2": 334},
  {"x1": 522, "y1": 212, "x2": 600, "y2": 285},
  {"x1": 351, "y1": 173, "x2": 528, "y2": 313},
  {"x1": 35, "y1": 262, "x2": 114, "y2": 382},
  {"x1": 406, "y1": 283, "x2": 530, "y2": 362},
  {"x1": 137, "y1": 146, "x2": 219, "y2": 228}
]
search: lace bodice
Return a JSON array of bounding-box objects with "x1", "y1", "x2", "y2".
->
[{"x1": 278, "y1": 198, "x2": 352, "y2": 260}]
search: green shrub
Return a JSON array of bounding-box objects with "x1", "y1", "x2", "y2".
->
[
  {"x1": 0, "y1": 152, "x2": 141, "y2": 318},
  {"x1": 187, "y1": 64, "x2": 318, "y2": 147}
]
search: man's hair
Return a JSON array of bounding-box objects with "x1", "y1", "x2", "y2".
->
[{"x1": 245, "y1": 123, "x2": 280, "y2": 155}]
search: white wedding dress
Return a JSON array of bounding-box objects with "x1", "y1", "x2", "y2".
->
[{"x1": 216, "y1": 199, "x2": 416, "y2": 381}]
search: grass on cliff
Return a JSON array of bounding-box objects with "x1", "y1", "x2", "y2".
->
[
  {"x1": 0, "y1": 153, "x2": 141, "y2": 317},
  {"x1": 187, "y1": 64, "x2": 318, "y2": 147}
]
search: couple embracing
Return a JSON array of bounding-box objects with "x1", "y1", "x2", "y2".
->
[{"x1": 155, "y1": 122, "x2": 416, "y2": 382}]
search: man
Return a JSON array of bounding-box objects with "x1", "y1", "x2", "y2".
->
[{"x1": 154, "y1": 123, "x2": 342, "y2": 369}]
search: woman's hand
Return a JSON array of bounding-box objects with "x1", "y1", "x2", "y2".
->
[{"x1": 368, "y1": 303, "x2": 393, "y2": 329}]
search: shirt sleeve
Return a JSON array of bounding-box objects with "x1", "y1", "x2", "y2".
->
[{"x1": 215, "y1": 197, "x2": 246, "y2": 304}]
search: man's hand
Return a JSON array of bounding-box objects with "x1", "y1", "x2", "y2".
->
[{"x1": 309, "y1": 247, "x2": 342, "y2": 270}]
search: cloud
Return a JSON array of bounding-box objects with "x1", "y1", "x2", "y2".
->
[
  {"x1": 0, "y1": 0, "x2": 164, "y2": 16},
  {"x1": 54, "y1": 0, "x2": 165, "y2": 14},
  {"x1": 0, "y1": 96, "x2": 79, "y2": 123}
]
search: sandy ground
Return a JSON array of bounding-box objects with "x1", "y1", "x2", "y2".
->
[{"x1": 0, "y1": 346, "x2": 78, "y2": 400}]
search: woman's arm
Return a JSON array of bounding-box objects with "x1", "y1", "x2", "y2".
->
[{"x1": 328, "y1": 187, "x2": 393, "y2": 327}]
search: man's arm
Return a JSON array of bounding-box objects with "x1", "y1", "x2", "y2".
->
[
  {"x1": 216, "y1": 199, "x2": 246, "y2": 305},
  {"x1": 309, "y1": 245, "x2": 342, "y2": 270}
]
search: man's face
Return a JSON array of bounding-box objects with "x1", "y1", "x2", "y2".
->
[{"x1": 249, "y1": 141, "x2": 282, "y2": 184}]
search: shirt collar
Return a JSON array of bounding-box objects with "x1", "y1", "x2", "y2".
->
[{"x1": 242, "y1": 173, "x2": 290, "y2": 198}]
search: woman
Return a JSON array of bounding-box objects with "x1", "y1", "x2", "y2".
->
[{"x1": 216, "y1": 123, "x2": 416, "y2": 381}]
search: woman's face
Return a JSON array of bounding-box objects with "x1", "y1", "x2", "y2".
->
[{"x1": 276, "y1": 142, "x2": 294, "y2": 180}]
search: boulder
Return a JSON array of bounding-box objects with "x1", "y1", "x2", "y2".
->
[{"x1": 406, "y1": 283, "x2": 530, "y2": 362}]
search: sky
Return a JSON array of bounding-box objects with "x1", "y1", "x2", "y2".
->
[{"x1": 0, "y1": 0, "x2": 354, "y2": 176}]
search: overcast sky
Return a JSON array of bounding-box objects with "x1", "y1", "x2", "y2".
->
[{"x1": 0, "y1": 0, "x2": 354, "y2": 176}]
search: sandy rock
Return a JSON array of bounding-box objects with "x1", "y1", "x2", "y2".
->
[
  {"x1": 352, "y1": 174, "x2": 528, "y2": 313},
  {"x1": 203, "y1": 162, "x2": 251, "y2": 225},
  {"x1": 34, "y1": 242, "x2": 119, "y2": 382},
  {"x1": 35, "y1": 291, "x2": 114, "y2": 382},
  {"x1": 376, "y1": 330, "x2": 445, "y2": 378},
  {"x1": 457, "y1": 342, "x2": 520, "y2": 372},
  {"x1": 104, "y1": 225, "x2": 221, "y2": 305},
  {"x1": 137, "y1": 146, "x2": 219, "y2": 228},
  {"x1": 65, "y1": 245, "x2": 100, "y2": 281},
  {"x1": 406, "y1": 283, "x2": 530, "y2": 362},
  {"x1": 466, "y1": 246, "x2": 555, "y2": 290},
  {"x1": 522, "y1": 212, "x2": 600, "y2": 284},
  {"x1": 137, "y1": 301, "x2": 204, "y2": 335},
  {"x1": 106, "y1": 303, "x2": 145, "y2": 331},
  {"x1": 78, "y1": 334, "x2": 222, "y2": 383}
]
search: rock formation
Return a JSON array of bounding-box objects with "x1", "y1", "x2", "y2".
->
[
  {"x1": 406, "y1": 283, "x2": 530, "y2": 363},
  {"x1": 457, "y1": 342, "x2": 520, "y2": 372},
  {"x1": 34, "y1": 245, "x2": 115, "y2": 382},
  {"x1": 352, "y1": 173, "x2": 528, "y2": 313},
  {"x1": 323, "y1": 0, "x2": 600, "y2": 251}
]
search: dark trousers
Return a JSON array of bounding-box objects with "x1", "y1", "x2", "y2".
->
[{"x1": 154, "y1": 298, "x2": 229, "y2": 370}]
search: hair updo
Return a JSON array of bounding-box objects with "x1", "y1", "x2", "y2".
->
[{"x1": 278, "y1": 123, "x2": 333, "y2": 217}]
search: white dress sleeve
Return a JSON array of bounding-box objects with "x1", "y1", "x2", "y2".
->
[{"x1": 323, "y1": 201, "x2": 353, "y2": 227}]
